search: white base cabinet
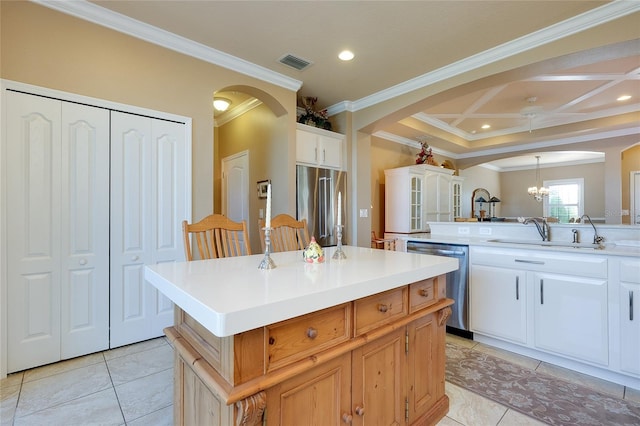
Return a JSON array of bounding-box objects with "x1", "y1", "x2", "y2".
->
[
  {"x1": 471, "y1": 246, "x2": 640, "y2": 388},
  {"x1": 618, "y1": 258, "x2": 640, "y2": 375},
  {"x1": 470, "y1": 265, "x2": 526, "y2": 344},
  {"x1": 533, "y1": 272, "x2": 608, "y2": 365},
  {"x1": 3, "y1": 86, "x2": 190, "y2": 373},
  {"x1": 470, "y1": 246, "x2": 609, "y2": 366}
]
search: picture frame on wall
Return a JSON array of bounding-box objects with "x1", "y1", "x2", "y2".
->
[{"x1": 257, "y1": 180, "x2": 270, "y2": 199}]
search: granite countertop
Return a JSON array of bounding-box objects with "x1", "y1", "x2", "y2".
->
[{"x1": 145, "y1": 246, "x2": 458, "y2": 337}]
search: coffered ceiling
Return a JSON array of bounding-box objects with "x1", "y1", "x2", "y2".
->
[{"x1": 46, "y1": 0, "x2": 640, "y2": 168}]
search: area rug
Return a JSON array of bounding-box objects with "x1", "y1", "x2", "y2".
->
[{"x1": 445, "y1": 343, "x2": 640, "y2": 426}]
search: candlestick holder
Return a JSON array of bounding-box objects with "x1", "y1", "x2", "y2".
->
[
  {"x1": 332, "y1": 225, "x2": 347, "y2": 260},
  {"x1": 258, "y1": 227, "x2": 277, "y2": 269}
]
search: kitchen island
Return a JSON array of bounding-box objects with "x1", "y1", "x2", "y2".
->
[{"x1": 145, "y1": 246, "x2": 457, "y2": 425}]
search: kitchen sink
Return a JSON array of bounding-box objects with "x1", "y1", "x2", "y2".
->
[{"x1": 488, "y1": 239, "x2": 603, "y2": 250}]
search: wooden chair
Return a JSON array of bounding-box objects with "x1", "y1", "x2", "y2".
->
[
  {"x1": 182, "y1": 214, "x2": 251, "y2": 260},
  {"x1": 259, "y1": 214, "x2": 310, "y2": 252},
  {"x1": 371, "y1": 231, "x2": 397, "y2": 251}
]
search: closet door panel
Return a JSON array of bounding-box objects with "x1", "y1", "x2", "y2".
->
[
  {"x1": 110, "y1": 111, "x2": 153, "y2": 347},
  {"x1": 60, "y1": 102, "x2": 110, "y2": 358},
  {"x1": 150, "y1": 120, "x2": 187, "y2": 333},
  {"x1": 6, "y1": 92, "x2": 62, "y2": 372}
]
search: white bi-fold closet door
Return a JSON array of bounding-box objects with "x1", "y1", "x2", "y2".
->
[{"x1": 5, "y1": 90, "x2": 189, "y2": 373}]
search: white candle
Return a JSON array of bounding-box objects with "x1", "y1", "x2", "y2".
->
[
  {"x1": 265, "y1": 183, "x2": 272, "y2": 228},
  {"x1": 337, "y1": 192, "x2": 342, "y2": 227}
]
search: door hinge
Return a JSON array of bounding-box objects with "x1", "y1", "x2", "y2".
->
[
  {"x1": 405, "y1": 396, "x2": 409, "y2": 421},
  {"x1": 405, "y1": 331, "x2": 409, "y2": 354}
]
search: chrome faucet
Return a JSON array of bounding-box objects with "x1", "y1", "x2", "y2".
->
[
  {"x1": 581, "y1": 214, "x2": 604, "y2": 245},
  {"x1": 571, "y1": 229, "x2": 579, "y2": 243},
  {"x1": 519, "y1": 217, "x2": 550, "y2": 241}
]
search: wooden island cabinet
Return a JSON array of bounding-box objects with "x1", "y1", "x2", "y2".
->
[{"x1": 146, "y1": 246, "x2": 457, "y2": 425}]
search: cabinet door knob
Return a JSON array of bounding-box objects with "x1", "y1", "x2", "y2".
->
[
  {"x1": 378, "y1": 304, "x2": 388, "y2": 313},
  {"x1": 306, "y1": 327, "x2": 318, "y2": 339},
  {"x1": 79, "y1": 258, "x2": 87, "y2": 265},
  {"x1": 355, "y1": 406, "x2": 365, "y2": 416},
  {"x1": 132, "y1": 255, "x2": 139, "y2": 261},
  {"x1": 419, "y1": 288, "x2": 430, "y2": 297},
  {"x1": 342, "y1": 413, "x2": 353, "y2": 423}
]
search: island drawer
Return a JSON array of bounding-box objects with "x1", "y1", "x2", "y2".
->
[
  {"x1": 620, "y1": 259, "x2": 640, "y2": 284},
  {"x1": 354, "y1": 287, "x2": 408, "y2": 336},
  {"x1": 265, "y1": 303, "x2": 352, "y2": 372},
  {"x1": 409, "y1": 277, "x2": 443, "y2": 313}
]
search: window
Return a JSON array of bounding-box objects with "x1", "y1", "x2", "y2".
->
[{"x1": 543, "y1": 178, "x2": 584, "y2": 223}]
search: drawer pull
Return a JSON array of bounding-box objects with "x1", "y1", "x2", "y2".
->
[
  {"x1": 342, "y1": 413, "x2": 353, "y2": 423},
  {"x1": 419, "y1": 288, "x2": 431, "y2": 297},
  {"x1": 378, "y1": 304, "x2": 389, "y2": 313},
  {"x1": 268, "y1": 337, "x2": 275, "y2": 345},
  {"x1": 306, "y1": 327, "x2": 318, "y2": 339},
  {"x1": 516, "y1": 276, "x2": 520, "y2": 300},
  {"x1": 630, "y1": 291, "x2": 634, "y2": 321},
  {"x1": 540, "y1": 280, "x2": 544, "y2": 305},
  {"x1": 515, "y1": 259, "x2": 545, "y2": 265},
  {"x1": 355, "y1": 406, "x2": 365, "y2": 416}
]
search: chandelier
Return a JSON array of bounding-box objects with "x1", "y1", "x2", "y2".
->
[{"x1": 528, "y1": 156, "x2": 549, "y2": 202}]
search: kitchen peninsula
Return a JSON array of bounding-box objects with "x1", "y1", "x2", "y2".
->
[{"x1": 145, "y1": 246, "x2": 457, "y2": 425}]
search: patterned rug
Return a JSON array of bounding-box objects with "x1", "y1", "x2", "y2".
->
[{"x1": 445, "y1": 343, "x2": 640, "y2": 426}]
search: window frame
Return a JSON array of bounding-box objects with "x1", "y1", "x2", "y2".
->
[{"x1": 543, "y1": 178, "x2": 584, "y2": 222}]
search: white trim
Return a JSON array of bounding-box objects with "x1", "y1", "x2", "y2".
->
[
  {"x1": 373, "y1": 126, "x2": 640, "y2": 162},
  {"x1": 543, "y1": 178, "x2": 585, "y2": 220},
  {"x1": 333, "y1": 0, "x2": 640, "y2": 113},
  {"x1": 32, "y1": 0, "x2": 302, "y2": 93},
  {"x1": 631, "y1": 171, "x2": 640, "y2": 225},
  {"x1": 215, "y1": 98, "x2": 263, "y2": 127}
]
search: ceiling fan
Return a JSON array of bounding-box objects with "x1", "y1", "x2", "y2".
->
[{"x1": 520, "y1": 96, "x2": 545, "y2": 132}]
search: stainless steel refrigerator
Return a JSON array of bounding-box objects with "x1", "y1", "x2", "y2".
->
[{"x1": 296, "y1": 165, "x2": 347, "y2": 247}]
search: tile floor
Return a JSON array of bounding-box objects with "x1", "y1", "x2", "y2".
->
[{"x1": 1, "y1": 334, "x2": 639, "y2": 425}]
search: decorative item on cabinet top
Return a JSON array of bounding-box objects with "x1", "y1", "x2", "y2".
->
[{"x1": 297, "y1": 96, "x2": 332, "y2": 130}]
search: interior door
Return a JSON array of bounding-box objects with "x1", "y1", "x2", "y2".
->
[
  {"x1": 222, "y1": 151, "x2": 249, "y2": 252},
  {"x1": 110, "y1": 111, "x2": 186, "y2": 347},
  {"x1": 6, "y1": 92, "x2": 62, "y2": 372},
  {"x1": 60, "y1": 102, "x2": 110, "y2": 358}
]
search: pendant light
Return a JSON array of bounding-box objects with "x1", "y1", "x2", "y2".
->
[{"x1": 528, "y1": 156, "x2": 549, "y2": 202}]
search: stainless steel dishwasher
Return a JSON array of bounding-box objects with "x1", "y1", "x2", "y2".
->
[{"x1": 406, "y1": 241, "x2": 471, "y2": 338}]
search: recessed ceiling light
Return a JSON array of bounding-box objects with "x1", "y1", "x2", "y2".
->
[
  {"x1": 481, "y1": 124, "x2": 491, "y2": 129},
  {"x1": 617, "y1": 95, "x2": 632, "y2": 101},
  {"x1": 338, "y1": 50, "x2": 354, "y2": 61}
]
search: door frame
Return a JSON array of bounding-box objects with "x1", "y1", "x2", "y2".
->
[{"x1": 631, "y1": 170, "x2": 640, "y2": 225}]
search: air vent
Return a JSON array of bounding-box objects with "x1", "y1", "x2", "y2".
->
[{"x1": 278, "y1": 54, "x2": 313, "y2": 71}]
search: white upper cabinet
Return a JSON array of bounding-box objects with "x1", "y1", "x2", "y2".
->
[
  {"x1": 385, "y1": 164, "x2": 455, "y2": 233},
  {"x1": 296, "y1": 123, "x2": 344, "y2": 170}
]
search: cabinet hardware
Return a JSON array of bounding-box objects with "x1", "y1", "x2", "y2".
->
[
  {"x1": 323, "y1": 149, "x2": 326, "y2": 162},
  {"x1": 342, "y1": 413, "x2": 353, "y2": 423},
  {"x1": 516, "y1": 276, "x2": 519, "y2": 300},
  {"x1": 306, "y1": 327, "x2": 318, "y2": 339},
  {"x1": 378, "y1": 304, "x2": 389, "y2": 313},
  {"x1": 419, "y1": 288, "x2": 431, "y2": 297},
  {"x1": 630, "y1": 291, "x2": 634, "y2": 321},
  {"x1": 405, "y1": 331, "x2": 409, "y2": 354},
  {"x1": 405, "y1": 397, "x2": 409, "y2": 421},
  {"x1": 355, "y1": 406, "x2": 365, "y2": 416},
  {"x1": 79, "y1": 258, "x2": 87, "y2": 265},
  {"x1": 314, "y1": 147, "x2": 317, "y2": 161},
  {"x1": 540, "y1": 280, "x2": 544, "y2": 305},
  {"x1": 515, "y1": 259, "x2": 545, "y2": 265}
]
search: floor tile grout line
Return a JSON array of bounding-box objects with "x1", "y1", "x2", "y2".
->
[{"x1": 104, "y1": 356, "x2": 128, "y2": 425}]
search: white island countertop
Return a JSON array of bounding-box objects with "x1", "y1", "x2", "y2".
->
[{"x1": 145, "y1": 245, "x2": 458, "y2": 337}]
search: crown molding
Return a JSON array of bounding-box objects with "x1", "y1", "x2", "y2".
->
[
  {"x1": 329, "y1": 0, "x2": 640, "y2": 115},
  {"x1": 214, "y1": 98, "x2": 263, "y2": 127},
  {"x1": 32, "y1": 0, "x2": 302, "y2": 92}
]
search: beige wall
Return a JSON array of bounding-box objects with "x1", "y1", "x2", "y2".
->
[
  {"x1": 458, "y1": 167, "x2": 501, "y2": 218},
  {"x1": 1, "y1": 1, "x2": 296, "y2": 224},
  {"x1": 217, "y1": 104, "x2": 291, "y2": 252}
]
